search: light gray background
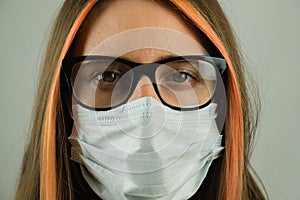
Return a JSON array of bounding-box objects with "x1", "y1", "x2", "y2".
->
[{"x1": 0, "y1": 1, "x2": 299, "y2": 199}]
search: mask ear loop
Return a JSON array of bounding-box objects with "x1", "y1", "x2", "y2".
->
[
  {"x1": 40, "y1": 1, "x2": 99, "y2": 200},
  {"x1": 169, "y1": 1, "x2": 244, "y2": 200}
]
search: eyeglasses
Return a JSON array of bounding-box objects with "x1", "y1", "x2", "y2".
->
[{"x1": 61, "y1": 55, "x2": 227, "y2": 111}]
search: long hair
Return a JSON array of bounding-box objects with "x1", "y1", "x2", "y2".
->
[{"x1": 15, "y1": 0, "x2": 267, "y2": 199}]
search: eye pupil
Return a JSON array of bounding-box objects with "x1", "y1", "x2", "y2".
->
[
  {"x1": 173, "y1": 72, "x2": 188, "y2": 82},
  {"x1": 102, "y1": 71, "x2": 117, "y2": 82}
]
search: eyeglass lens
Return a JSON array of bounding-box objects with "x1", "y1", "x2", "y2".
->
[{"x1": 71, "y1": 58, "x2": 217, "y2": 109}]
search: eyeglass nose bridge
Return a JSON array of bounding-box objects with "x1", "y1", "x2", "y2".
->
[{"x1": 125, "y1": 63, "x2": 162, "y2": 102}]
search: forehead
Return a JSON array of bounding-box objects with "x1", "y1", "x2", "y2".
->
[{"x1": 70, "y1": 0, "x2": 208, "y2": 61}]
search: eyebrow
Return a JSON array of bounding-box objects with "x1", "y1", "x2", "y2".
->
[
  {"x1": 157, "y1": 54, "x2": 179, "y2": 61},
  {"x1": 119, "y1": 53, "x2": 179, "y2": 64}
]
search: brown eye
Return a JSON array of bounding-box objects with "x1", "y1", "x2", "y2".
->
[
  {"x1": 96, "y1": 71, "x2": 120, "y2": 83},
  {"x1": 173, "y1": 72, "x2": 190, "y2": 82}
]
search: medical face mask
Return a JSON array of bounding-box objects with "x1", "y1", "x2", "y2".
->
[{"x1": 69, "y1": 97, "x2": 224, "y2": 200}]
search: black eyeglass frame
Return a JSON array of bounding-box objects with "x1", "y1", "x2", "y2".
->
[{"x1": 61, "y1": 55, "x2": 227, "y2": 111}]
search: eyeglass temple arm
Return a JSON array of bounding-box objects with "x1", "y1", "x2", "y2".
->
[{"x1": 212, "y1": 57, "x2": 227, "y2": 74}]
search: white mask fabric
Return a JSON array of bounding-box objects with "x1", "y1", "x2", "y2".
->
[{"x1": 69, "y1": 97, "x2": 224, "y2": 200}]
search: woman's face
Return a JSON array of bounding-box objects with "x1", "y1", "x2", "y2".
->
[
  {"x1": 67, "y1": 2, "x2": 226, "y2": 198},
  {"x1": 70, "y1": 0, "x2": 210, "y2": 105}
]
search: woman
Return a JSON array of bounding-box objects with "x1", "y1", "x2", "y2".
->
[{"x1": 15, "y1": 0, "x2": 267, "y2": 199}]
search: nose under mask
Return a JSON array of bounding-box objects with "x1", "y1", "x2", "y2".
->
[{"x1": 69, "y1": 97, "x2": 224, "y2": 200}]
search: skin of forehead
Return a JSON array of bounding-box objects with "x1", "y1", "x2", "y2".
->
[{"x1": 70, "y1": 0, "x2": 208, "y2": 63}]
